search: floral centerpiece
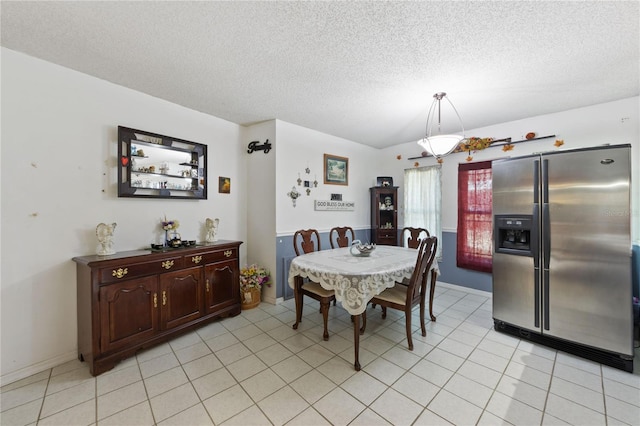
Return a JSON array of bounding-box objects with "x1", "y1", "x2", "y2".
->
[{"x1": 240, "y1": 264, "x2": 271, "y2": 309}]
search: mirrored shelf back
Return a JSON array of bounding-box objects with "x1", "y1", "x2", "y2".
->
[{"x1": 118, "y1": 126, "x2": 207, "y2": 199}]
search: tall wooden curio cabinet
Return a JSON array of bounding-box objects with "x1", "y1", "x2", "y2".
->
[{"x1": 370, "y1": 186, "x2": 398, "y2": 245}]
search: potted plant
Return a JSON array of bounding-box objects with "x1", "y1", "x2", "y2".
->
[{"x1": 240, "y1": 264, "x2": 271, "y2": 309}]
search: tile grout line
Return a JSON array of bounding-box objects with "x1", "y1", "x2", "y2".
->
[
  {"x1": 36, "y1": 368, "x2": 53, "y2": 425},
  {"x1": 137, "y1": 350, "x2": 158, "y2": 426}
]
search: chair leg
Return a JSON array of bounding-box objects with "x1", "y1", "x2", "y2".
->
[
  {"x1": 292, "y1": 278, "x2": 303, "y2": 330},
  {"x1": 420, "y1": 295, "x2": 427, "y2": 337},
  {"x1": 360, "y1": 310, "x2": 367, "y2": 335},
  {"x1": 429, "y1": 269, "x2": 437, "y2": 322},
  {"x1": 406, "y1": 309, "x2": 413, "y2": 351},
  {"x1": 381, "y1": 306, "x2": 387, "y2": 319},
  {"x1": 320, "y1": 300, "x2": 330, "y2": 341}
]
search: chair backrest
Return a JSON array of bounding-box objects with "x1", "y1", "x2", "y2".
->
[
  {"x1": 401, "y1": 227, "x2": 431, "y2": 249},
  {"x1": 405, "y1": 236, "x2": 438, "y2": 304},
  {"x1": 293, "y1": 229, "x2": 321, "y2": 255},
  {"x1": 329, "y1": 226, "x2": 355, "y2": 249}
]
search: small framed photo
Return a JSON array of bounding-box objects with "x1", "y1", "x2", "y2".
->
[
  {"x1": 218, "y1": 176, "x2": 230, "y2": 194},
  {"x1": 324, "y1": 154, "x2": 348, "y2": 186},
  {"x1": 377, "y1": 176, "x2": 393, "y2": 187}
]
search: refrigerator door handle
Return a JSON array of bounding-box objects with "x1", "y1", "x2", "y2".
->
[
  {"x1": 534, "y1": 268, "x2": 540, "y2": 328},
  {"x1": 533, "y1": 159, "x2": 542, "y2": 329},
  {"x1": 533, "y1": 160, "x2": 540, "y2": 204},
  {"x1": 543, "y1": 203, "x2": 551, "y2": 268},
  {"x1": 543, "y1": 269, "x2": 550, "y2": 330},
  {"x1": 532, "y1": 205, "x2": 540, "y2": 268},
  {"x1": 541, "y1": 158, "x2": 550, "y2": 331},
  {"x1": 542, "y1": 159, "x2": 549, "y2": 203}
]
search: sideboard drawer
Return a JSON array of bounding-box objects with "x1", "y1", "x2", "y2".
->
[
  {"x1": 100, "y1": 256, "x2": 183, "y2": 283},
  {"x1": 186, "y1": 247, "x2": 238, "y2": 265}
]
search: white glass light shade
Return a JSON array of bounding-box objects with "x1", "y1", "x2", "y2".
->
[
  {"x1": 417, "y1": 92, "x2": 465, "y2": 159},
  {"x1": 417, "y1": 134, "x2": 463, "y2": 158}
]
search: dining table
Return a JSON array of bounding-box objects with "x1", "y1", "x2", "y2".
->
[{"x1": 288, "y1": 244, "x2": 439, "y2": 370}]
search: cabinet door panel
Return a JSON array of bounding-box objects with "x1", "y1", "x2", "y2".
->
[
  {"x1": 160, "y1": 266, "x2": 203, "y2": 330},
  {"x1": 204, "y1": 259, "x2": 239, "y2": 314},
  {"x1": 99, "y1": 276, "x2": 158, "y2": 354}
]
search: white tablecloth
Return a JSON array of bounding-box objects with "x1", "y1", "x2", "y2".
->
[{"x1": 288, "y1": 245, "x2": 437, "y2": 315}]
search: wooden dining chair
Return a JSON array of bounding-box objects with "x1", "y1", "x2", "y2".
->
[
  {"x1": 292, "y1": 229, "x2": 336, "y2": 341},
  {"x1": 364, "y1": 236, "x2": 438, "y2": 350},
  {"x1": 400, "y1": 227, "x2": 430, "y2": 248},
  {"x1": 371, "y1": 226, "x2": 430, "y2": 310},
  {"x1": 398, "y1": 226, "x2": 438, "y2": 321},
  {"x1": 329, "y1": 226, "x2": 355, "y2": 248}
]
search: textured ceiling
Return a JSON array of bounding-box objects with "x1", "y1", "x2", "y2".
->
[{"x1": 1, "y1": 1, "x2": 638, "y2": 148}]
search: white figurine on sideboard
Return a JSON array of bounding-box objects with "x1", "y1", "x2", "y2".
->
[
  {"x1": 96, "y1": 222, "x2": 117, "y2": 255},
  {"x1": 205, "y1": 218, "x2": 219, "y2": 243}
]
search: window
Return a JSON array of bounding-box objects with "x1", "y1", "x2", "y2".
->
[
  {"x1": 457, "y1": 161, "x2": 493, "y2": 272},
  {"x1": 404, "y1": 166, "x2": 442, "y2": 257}
]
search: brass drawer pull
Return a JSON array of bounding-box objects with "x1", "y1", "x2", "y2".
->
[
  {"x1": 162, "y1": 291, "x2": 167, "y2": 306},
  {"x1": 161, "y1": 260, "x2": 174, "y2": 270},
  {"x1": 224, "y1": 250, "x2": 233, "y2": 258},
  {"x1": 206, "y1": 279, "x2": 210, "y2": 292},
  {"x1": 192, "y1": 255, "x2": 202, "y2": 264},
  {"x1": 153, "y1": 293, "x2": 158, "y2": 308},
  {"x1": 112, "y1": 268, "x2": 128, "y2": 279}
]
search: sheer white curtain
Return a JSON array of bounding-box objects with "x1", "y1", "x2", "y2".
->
[{"x1": 404, "y1": 166, "x2": 442, "y2": 257}]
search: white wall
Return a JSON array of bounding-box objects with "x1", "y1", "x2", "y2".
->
[
  {"x1": 274, "y1": 120, "x2": 380, "y2": 235},
  {"x1": 0, "y1": 48, "x2": 247, "y2": 384},
  {"x1": 245, "y1": 121, "x2": 277, "y2": 303},
  {"x1": 379, "y1": 97, "x2": 640, "y2": 242}
]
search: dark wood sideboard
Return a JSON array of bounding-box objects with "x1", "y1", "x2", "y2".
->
[{"x1": 73, "y1": 240, "x2": 242, "y2": 376}]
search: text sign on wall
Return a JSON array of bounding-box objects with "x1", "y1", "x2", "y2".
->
[{"x1": 314, "y1": 200, "x2": 355, "y2": 211}]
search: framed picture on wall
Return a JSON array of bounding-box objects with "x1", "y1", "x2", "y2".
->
[
  {"x1": 218, "y1": 177, "x2": 230, "y2": 193},
  {"x1": 323, "y1": 154, "x2": 348, "y2": 186}
]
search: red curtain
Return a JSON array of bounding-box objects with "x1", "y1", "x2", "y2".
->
[{"x1": 457, "y1": 161, "x2": 493, "y2": 273}]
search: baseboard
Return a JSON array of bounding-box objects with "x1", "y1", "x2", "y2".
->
[
  {"x1": 0, "y1": 349, "x2": 78, "y2": 387},
  {"x1": 436, "y1": 281, "x2": 493, "y2": 298},
  {"x1": 262, "y1": 294, "x2": 279, "y2": 305}
]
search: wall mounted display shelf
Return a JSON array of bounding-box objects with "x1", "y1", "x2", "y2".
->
[{"x1": 118, "y1": 126, "x2": 207, "y2": 199}]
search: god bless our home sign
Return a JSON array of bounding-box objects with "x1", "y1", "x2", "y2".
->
[{"x1": 314, "y1": 200, "x2": 355, "y2": 211}]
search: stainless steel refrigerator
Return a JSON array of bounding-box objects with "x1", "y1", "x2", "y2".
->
[{"x1": 492, "y1": 144, "x2": 633, "y2": 371}]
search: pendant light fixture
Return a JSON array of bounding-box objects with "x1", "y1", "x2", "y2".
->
[{"x1": 417, "y1": 92, "x2": 466, "y2": 159}]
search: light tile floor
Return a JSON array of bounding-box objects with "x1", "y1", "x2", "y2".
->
[{"x1": 2, "y1": 283, "x2": 639, "y2": 425}]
